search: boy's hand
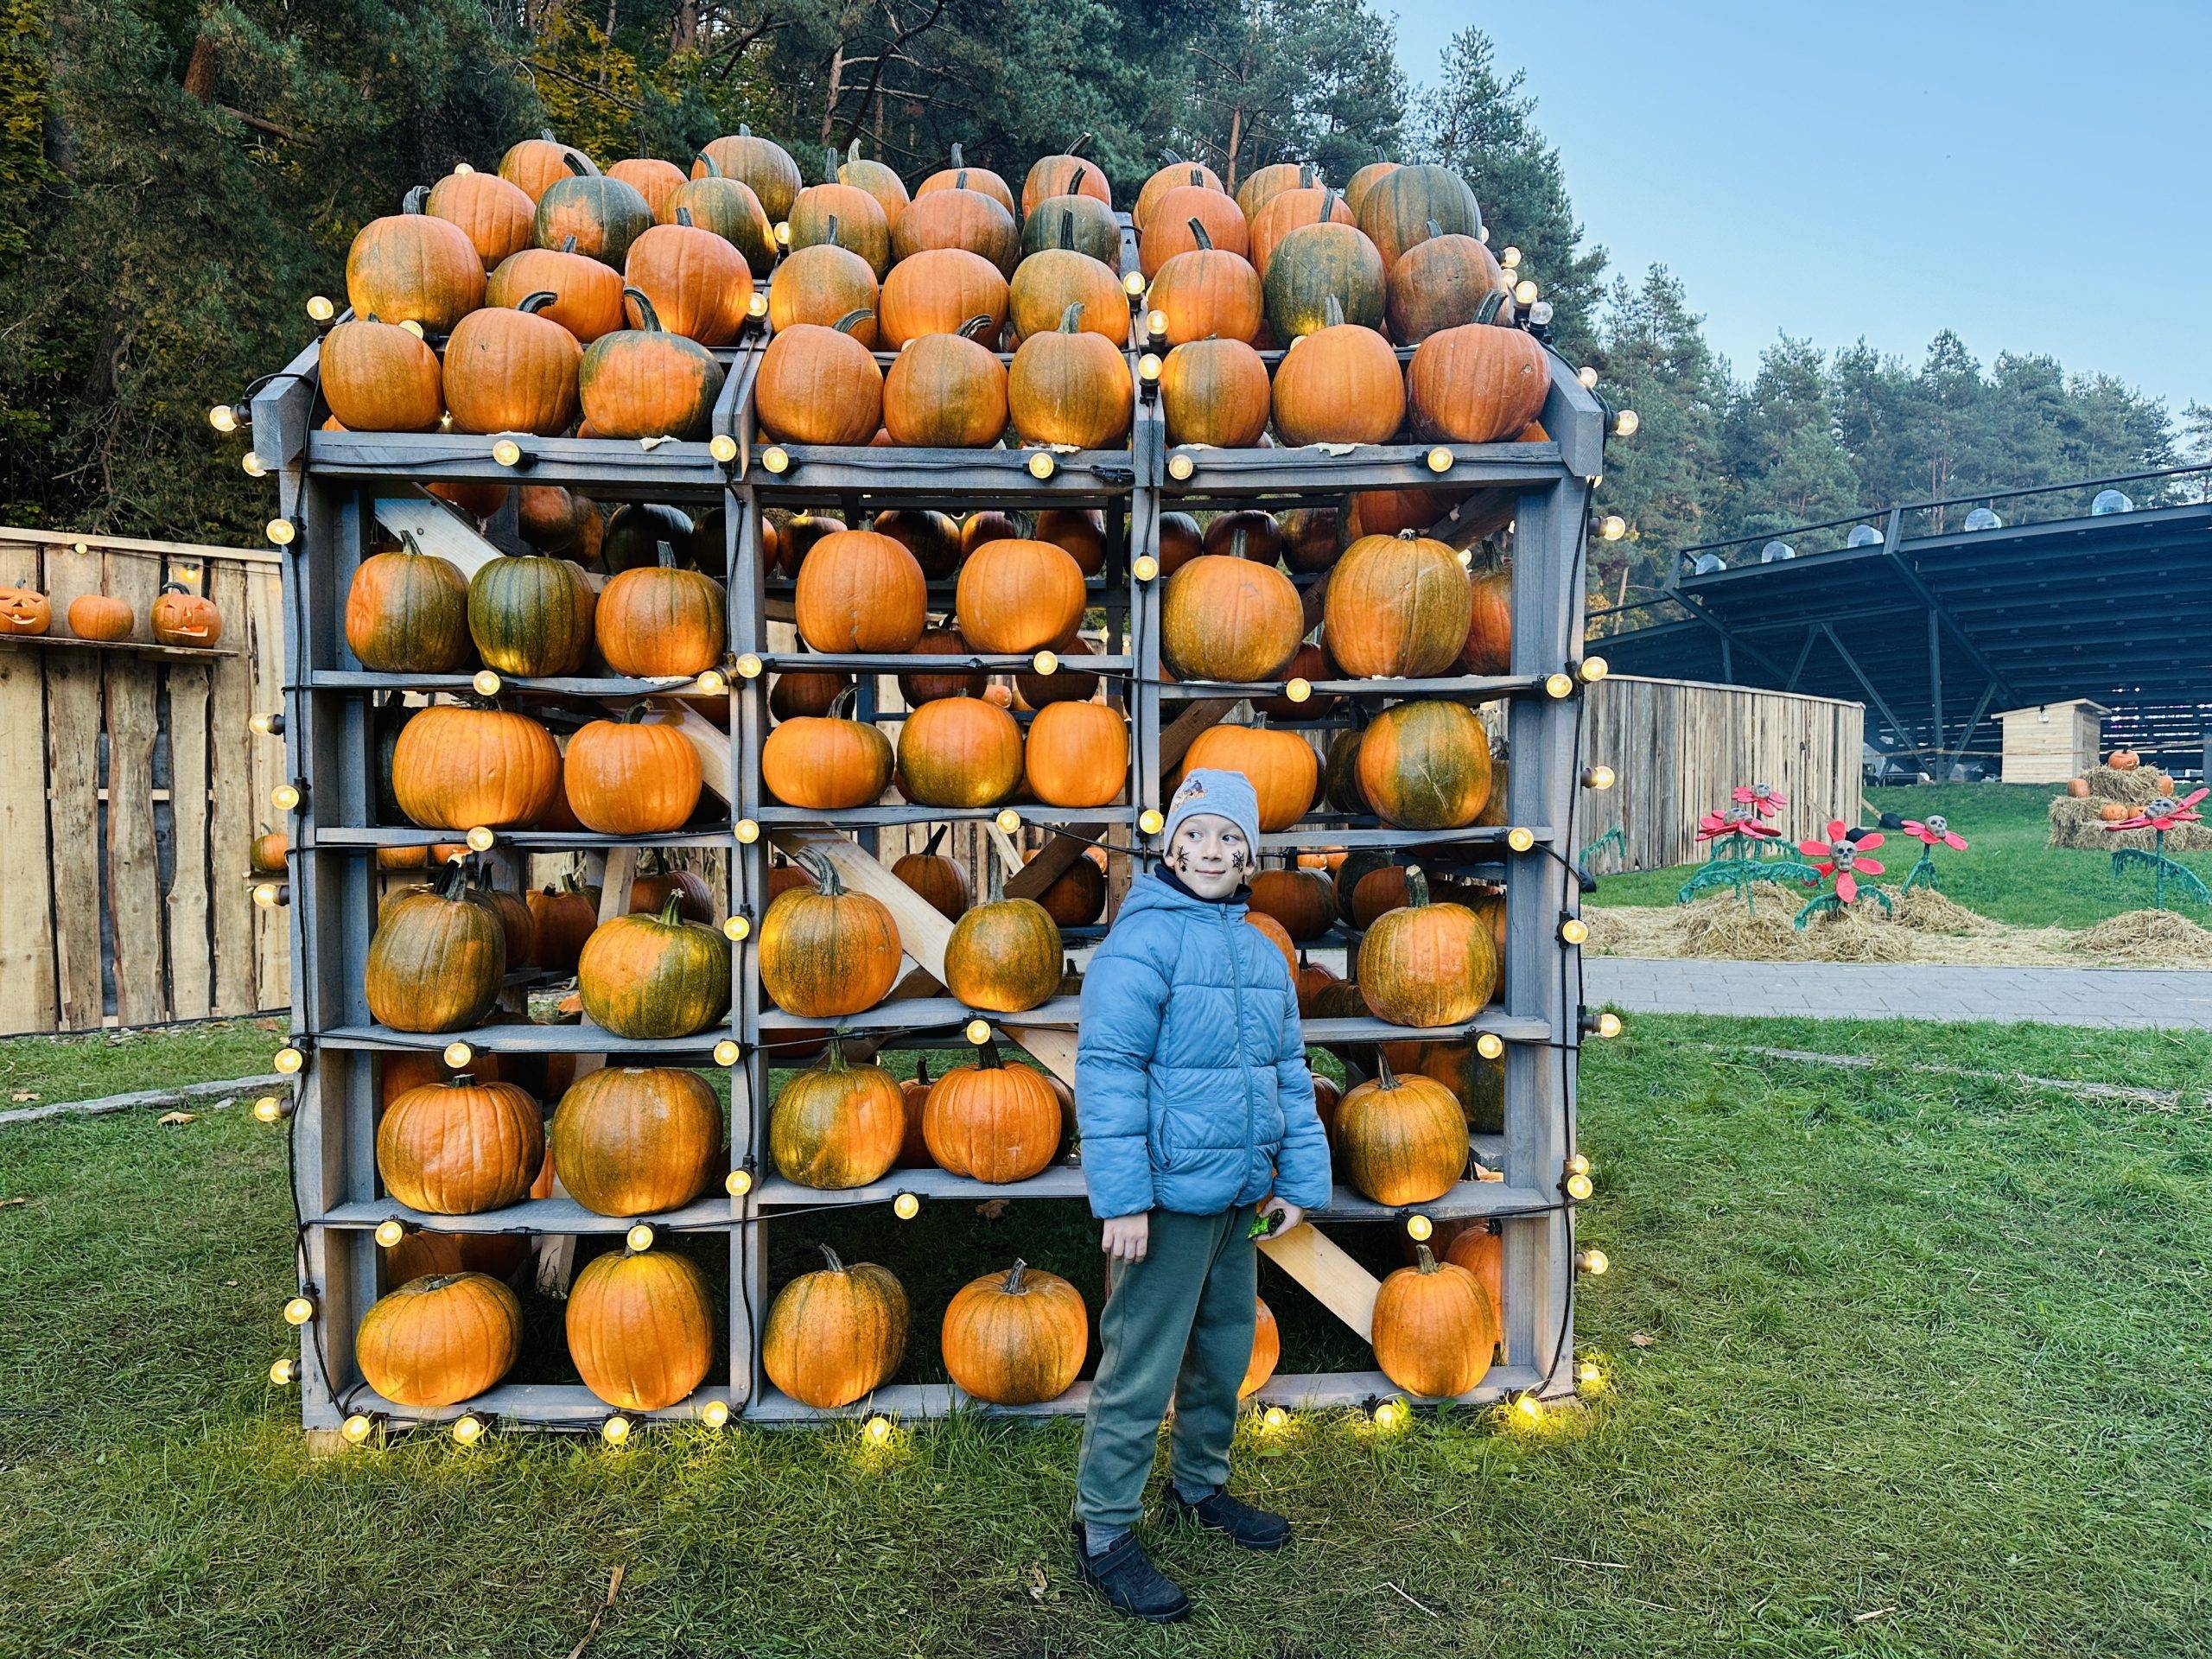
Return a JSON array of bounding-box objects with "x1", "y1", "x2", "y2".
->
[
  {"x1": 1255, "y1": 1197, "x2": 1304, "y2": 1237},
  {"x1": 1101, "y1": 1213, "x2": 1149, "y2": 1262}
]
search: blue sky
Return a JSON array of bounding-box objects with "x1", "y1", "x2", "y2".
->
[{"x1": 1389, "y1": 3, "x2": 2209, "y2": 415}]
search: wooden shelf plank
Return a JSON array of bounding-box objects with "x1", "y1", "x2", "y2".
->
[{"x1": 0, "y1": 632, "x2": 235, "y2": 663}]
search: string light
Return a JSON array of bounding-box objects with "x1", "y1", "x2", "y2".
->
[
  {"x1": 271, "y1": 782, "x2": 303, "y2": 812},
  {"x1": 709, "y1": 435, "x2": 740, "y2": 463},
  {"x1": 208, "y1": 403, "x2": 241, "y2": 434},
  {"x1": 1166, "y1": 453, "x2": 1194, "y2": 481},
  {"x1": 1284, "y1": 677, "x2": 1311, "y2": 703},
  {"x1": 1564, "y1": 1171, "x2": 1594, "y2": 1201},
  {"x1": 341, "y1": 1413, "x2": 377, "y2": 1444},
  {"x1": 725, "y1": 1167, "x2": 753, "y2": 1197},
  {"x1": 702, "y1": 1400, "x2": 731, "y2": 1428},
  {"x1": 442, "y1": 1041, "x2": 474, "y2": 1068},
  {"x1": 1575, "y1": 1359, "x2": 1605, "y2": 1395},
  {"x1": 1425, "y1": 447, "x2": 1454, "y2": 474},
  {"x1": 1564, "y1": 1154, "x2": 1592, "y2": 1179},
  {"x1": 251, "y1": 882, "x2": 285, "y2": 909},
  {"x1": 773, "y1": 221, "x2": 791, "y2": 247},
  {"x1": 1145, "y1": 308, "x2": 1168, "y2": 338},
  {"x1": 398, "y1": 320, "x2": 425, "y2": 340},
  {"x1": 746, "y1": 292, "x2": 768, "y2": 318},
  {"x1": 1260, "y1": 1405, "x2": 1288, "y2": 1430},
  {"x1": 252, "y1": 1094, "x2": 289, "y2": 1124},
  {"x1": 451, "y1": 1413, "x2": 486, "y2": 1446},
  {"x1": 373, "y1": 1219, "x2": 407, "y2": 1249},
  {"x1": 283, "y1": 1295, "x2": 316, "y2": 1325},
  {"x1": 1027, "y1": 451, "x2": 1056, "y2": 480},
  {"x1": 893, "y1": 1192, "x2": 921, "y2": 1220},
  {"x1": 242, "y1": 452, "x2": 268, "y2": 479},
  {"x1": 472, "y1": 670, "x2": 503, "y2": 696},
  {"x1": 1139, "y1": 808, "x2": 1165, "y2": 836},
  {"x1": 465, "y1": 826, "x2": 496, "y2": 853},
  {"x1": 1612, "y1": 410, "x2": 1640, "y2": 437},
  {"x1": 1138, "y1": 353, "x2": 1162, "y2": 389},
  {"x1": 1512, "y1": 278, "x2": 1539, "y2": 308},
  {"x1": 1576, "y1": 1249, "x2": 1610, "y2": 1276},
  {"x1": 1371, "y1": 1398, "x2": 1407, "y2": 1429},
  {"x1": 1596, "y1": 1012, "x2": 1623, "y2": 1039},
  {"x1": 1475, "y1": 1032, "x2": 1505, "y2": 1060},
  {"x1": 270, "y1": 1357, "x2": 298, "y2": 1385},
  {"x1": 1559, "y1": 918, "x2": 1589, "y2": 946},
  {"x1": 1123, "y1": 271, "x2": 1146, "y2": 297},
  {"x1": 1505, "y1": 827, "x2": 1535, "y2": 853},
  {"x1": 714, "y1": 1039, "x2": 742, "y2": 1067},
  {"x1": 626, "y1": 1224, "x2": 655, "y2": 1253},
  {"x1": 1583, "y1": 765, "x2": 1615, "y2": 790},
  {"x1": 1404, "y1": 1213, "x2": 1433, "y2": 1241},
  {"x1": 305, "y1": 295, "x2": 336, "y2": 323},
  {"x1": 722, "y1": 914, "x2": 751, "y2": 942},
  {"x1": 490, "y1": 438, "x2": 526, "y2": 468},
  {"x1": 995, "y1": 808, "x2": 1022, "y2": 834},
  {"x1": 964, "y1": 1018, "x2": 991, "y2": 1045},
  {"x1": 1598, "y1": 515, "x2": 1627, "y2": 542},
  {"x1": 1499, "y1": 245, "x2": 1522, "y2": 269},
  {"x1": 1132, "y1": 555, "x2": 1160, "y2": 582},
  {"x1": 1512, "y1": 1391, "x2": 1544, "y2": 1424},
  {"x1": 695, "y1": 669, "x2": 727, "y2": 696},
  {"x1": 1576, "y1": 365, "x2": 1599, "y2": 390},
  {"x1": 761, "y1": 446, "x2": 791, "y2": 474},
  {"x1": 248, "y1": 711, "x2": 284, "y2": 737},
  {"x1": 601, "y1": 1414, "x2": 632, "y2": 1446},
  {"x1": 864, "y1": 1414, "x2": 893, "y2": 1443},
  {"x1": 736, "y1": 818, "x2": 760, "y2": 842},
  {"x1": 1544, "y1": 671, "x2": 1574, "y2": 698},
  {"x1": 735, "y1": 652, "x2": 763, "y2": 678},
  {"x1": 1031, "y1": 650, "x2": 1058, "y2": 676},
  {"x1": 266, "y1": 518, "x2": 296, "y2": 547},
  {"x1": 1576, "y1": 656, "x2": 1610, "y2": 683},
  {"x1": 273, "y1": 1046, "x2": 305, "y2": 1075}
]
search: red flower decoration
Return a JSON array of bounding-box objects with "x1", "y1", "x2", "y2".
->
[
  {"x1": 1798, "y1": 818, "x2": 1885, "y2": 903},
  {"x1": 1699, "y1": 805, "x2": 1781, "y2": 842},
  {"x1": 2105, "y1": 788, "x2": 2209, "y2": 835},
  {"x1": 1732, "y1": 782, "x2": 1789, "y2": 819},
  {"x1": 1901, "y1": 816, "x2": 1968, "y2": 851}
]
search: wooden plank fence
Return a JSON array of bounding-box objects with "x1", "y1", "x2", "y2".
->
[
  {"x1": 0, "y1": 528, "x2": 289, "y2": 1034},
  {"x1": 1580, "y1": 675, "x2": 1864, "y2": 873}
]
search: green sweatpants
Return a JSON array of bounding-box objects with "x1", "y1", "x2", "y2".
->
[{"x1": 1072, "y1": 1202, "x2": 1260, "y2": 1529}]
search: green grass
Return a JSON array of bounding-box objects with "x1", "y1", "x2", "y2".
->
[
  {"x1": 0, "y1": 1017, "x2": 289, "y2": 1108},
  {"x1": 1587, "y1": 783, "x2": 2212, "y2": 929},
  {"x1": 3, "y1": 1016, "x2": 2210, "y2": 1657}
]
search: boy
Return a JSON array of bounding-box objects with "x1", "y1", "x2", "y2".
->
[{"x1": 1068, "y1": 767, "x2": 1333, "y2": 1623}]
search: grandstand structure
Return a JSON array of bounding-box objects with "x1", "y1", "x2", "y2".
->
[{"x1": 1592, "y1": 466, "x2": 2212, "y2": 776}]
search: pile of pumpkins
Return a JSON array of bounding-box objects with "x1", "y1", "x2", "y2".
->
[
  {"x1": 0, "y1": 582, "x2": 223, "y2": 645},
  {"x1": 325, "y1": 128, "x2": 1548, "y2": 457}
]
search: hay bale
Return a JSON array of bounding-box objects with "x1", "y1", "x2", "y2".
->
[
  {"x1": 2050, "y1": 794, "x2": 2140, "y2": 850},
  {"x1": 1802, "y1": 902, "x2": 1913, "y2": 962},
  {"x1": 2073, "y1": 908, "x2": 2212, "y2": 964},
  {"x1": 1890, "y1": 887, "x2": 1997, "y2": 936},
  {"x1": 2080, "y1": 764, "x2": 2162, "y2": 804},
  {"x1": 1679, "y1": 903, "x2": 1801, "y2": 961},
  {"x1": 1583, "y1": 906, "x2": 1681, "y2": 957}
]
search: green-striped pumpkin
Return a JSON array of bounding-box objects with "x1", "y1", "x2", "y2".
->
[
  {"x1": 467, "y1": 552, "x2": 596, "y2": 676},
  {"x1": 344, "y1": 532, "x2": 470, "y2": 673},
  {"x1": 575, "y1": 897, "x2": 731, "y2": 1039},
  {"x1": 1262, "y1": 218, "x2": 1386, "y2": 340}
]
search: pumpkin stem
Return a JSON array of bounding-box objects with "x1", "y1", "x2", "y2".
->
[
  {"x1": 1187, "y1": 166, "x2": 1202, "y2": 187},
  {"x1": 823, "y1": 145, "x2": 838, "y2": 181},
  {"x1": 1425, "y1": 217, "x2": 1443, "y2": 240},
  {"x1": 676, "y1": 206, "x2": 694, "y2": 228},
  {"x1": 696, "y1": 151, "x2": 722, "y2": 178},
  {"x1": 516, "y1": 289, "x2": 560, "y2": 316},
  {"x1": 817, "y1": 1241, "x2": 847, "y2": 1274},
  {"x1": 956, "y1": 314, "x2": 997, "y2": 342},
  {"x1": 1002, "y1": 1257, "x2": 1029, "y2": 1294},
  {"x1": 1475, "y1": 288, "x2": 1509, "y2": 326},
  {"x1": 739, "y1": 124, "x2": 751, "y2": 137},
  {"x1": 621, "y1": 285, "x2": 664, "y2": 334},
  {"x1": 1068, "y1": 164, "x2": 1088, "y2": 199},
  {"x1": 1413, "y1": 1241, "x2": 1441, "y2": 1274},
  {"x1": 950, "y1": 142, "x2": 965, "y2": 168},
  {"x1": 955, "y1": 168, "x2": 968, "y2": 190},
  {"x1": 1186, "y1": 216, "x2": 1212, "y2": 253},
  {"x1": 831, "y1": 307, "x2": 874, "y2": 337},
  {"x1": 563, "y1": 151, "x2": 591, "y2": 177},
  {"x1": 822, "y1": 1034, "x2": 849, "y2": 1072},
  {"x1": 398, "y1": 529, "x2": 425, "y2": 559},
  {"x1": 825, "y1": 683, "x2": 861, "y2": 721},
  {"x1": 923, "y1": 822, "x2": 949, "y2": 857},
  {"x1": 847, "y1": 137, "x2": 862, "y2": 166},
  {"x1": 434, "y1": 857, "x2": 474, "y2": 901},
  {"x1": 1319, "y1": 188, "x2": 1341, "y2": 224},
  {"x1": 1373, "y1": 1046, "x2": 1400, "y2": 1090},
  {"x1": 1057, "y1": 300, "x2": 1085, "y2": 334},
  {"x1": 619, "y1": 700, "x2": 658, "y2": 726},
  {"x1": 1055, "y1": 209, "x2": 1075, "y2": 251},
  {"x1": 656, "y1": 893, "x2": 685, "y2": 926},
  {"x1": 1299, "y1": 163, "x2": 1314, "y2": 189},
  {"x1": 560, "y1": 234, "x2": 579, "y2": 256},
  {"x1": 1323, "y1": 294, "x2": 1344, "y2": 329},
  {"x1": 403, "y1": 183, "x2": 429, "y2": 215},
  {"x1": 914, "y1": 1052, "x2": 931, "y2": 1087},
  {"x1": 1404, "y1": 862, "x2": 1430, "y2": 908}
]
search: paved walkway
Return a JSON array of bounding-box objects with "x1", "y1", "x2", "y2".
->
[{"x1": 1586, "y1": 958, "x2": 2212, "y2": 1028}]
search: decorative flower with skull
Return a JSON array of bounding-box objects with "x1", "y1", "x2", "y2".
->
[
  {"x1": 1732, "y1": 781, "x2": 1789, "y2": 820},
  {"x1": 1798, "y1": 819, "x2": 1885, "y2": 904},
  {"x1": 2102, "y1": 789, "x2": 2208, "y2": 836},
  {"x1": 1901, "y1": 815, "x2": 1967, "y2": 851},
  {"x1": 1698, "y1": 804, "x2": 1781, "y2": 845}
]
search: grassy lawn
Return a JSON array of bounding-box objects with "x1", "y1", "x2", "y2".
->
[
  {"x1": 0, "y1": 1016, "x2": 289, "y2": 1108},
  {"x1": 1588, "y1": 783, "x2": 2212, "y2": 929},
  {"x1": 3, "y1": 1018, "x2": 2209, "y2": 1657}
]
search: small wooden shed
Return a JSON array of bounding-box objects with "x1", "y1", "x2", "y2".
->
[{"x1": 1997, "y1": 699, "x2": 2107, "y2": 784}]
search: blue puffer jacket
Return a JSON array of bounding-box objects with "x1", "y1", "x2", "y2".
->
[{"x1": 1075, "y1": 868, "x2": 1332, "y2": 1220}]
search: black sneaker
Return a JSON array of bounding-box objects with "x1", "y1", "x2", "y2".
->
[
  {"x1": 1160, "y1": 1485, "x2": 1293, "y2": 1551},
  {"x1": 1070, "y1": 1522, "x2": 1192, "y2": 1623}
]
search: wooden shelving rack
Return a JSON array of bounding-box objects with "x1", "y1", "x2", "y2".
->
[{"x1": 251, "y1": 215, "x2": 1609, "y2": 1437}]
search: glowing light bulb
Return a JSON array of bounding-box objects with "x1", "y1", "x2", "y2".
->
[
  {"x1": 1027, "y1": 451, "x2": 1056, "y2": 480},
  {"x1": 1513, "y1": 278, "x2": 1539, "y2": 307},
  {"x1": 736, "y1": 652, "x2": 762, "y2": 678},
  {"x1": 865, "y1": 1414, "x2": 893, "y2": 1443},
  {"x1": 996, "y1": 808, "x2": 1022, "y2": 834},
  {"x1": 491, "y1": 438, "x2": 524, "y2": 468},
  {"x1": 273, "y1": 1046, "x2": 304, "y2": 1075},
  {"x1": 1372, "y1": 1398, "x2": 1406, "y2": 1428},
  {"x1": 252, "y1": 1095, "x2": 287, "y2": 1124},
  {"x1": 714, "y1": 1039, "x2": 742, "y2": 1067},
  {"x1": 1132, "y1": 555, "x2": 1159, "y2": 582},
  {"x1": 1564, "y1": 1154, "x2": 1591, "y2": 1178},
  {"x1": 696, "y1": 669, "x2": 727, "y2": 696},
  {"x1": 601, "y1": 1414, "x2": 632, "y2": 1446},
  {"x1": 1284, "y1": 677, "x2": 1311, "y2": 703},
  {"x1": 735, "y1": 818, "x2": 760, "y2": 843},
  {"x1": 1612, "y1": 410, "x2": 1640, "y2": 437},
  {"x1": 965, "y1": 1018, "x2": 991, "y2": 1045},
  {"x1": 1475, "y1": 1032, "x2": 1505, "y2": 1060},
  {"x1": 1578, "y1": 656, "x2": 1610, "y2": 683},
  {"x1": 709, "y1": 434, "x2": 740, "y2": 463},
  {"x1": 702, "y1": 1400, "x2": 731, "y2": 1427},
  {"x1": 761, "y1": 446, "x2": 790, "y2": 474},
  {"x1": 1261, "y1": 1405, "x2": 1288, "y2": 1429},
  {"x1": 1166, "y1": 452, "x2": 1194, "y2": 480},
  {"x1": 242, "y1": 451, "x2": 268, "y2": 478},
  {"x1": 1577, "y1": 1249, "x2": 1610, "y2": 1276},
  {"x1": 465, "y1": 826, "x2": 495, "y2": 853},
  {"x1": 746, "y1": 291, "x2": 769, "y2": 317},
  {"x1": 1500, "y1": 246, "x2": 1522, "y2": 269},
  {"x1": 454, "y1": 162, "x2": 474, "y2": 175},
  {"x1": 1545, "y1": 671, "x2": 1574, "y2": 699},
  {"x1": 722, "y1": 914, "x2": 750, "y2": 942},
  {"x1": 341, "y1": 1413, "x2": 375, "y2": 1444},
  {"x1": 1425, "y1": 446, "x2": 1453, "y2": 474},
  {"x1": 1565, "y1": 1172, "x2": 1594, "y2": 1201},
  {"x1": 1597, "y1": 1012, "x2": 1623, "y2": 1039},
  {"x1": 1140, "y1": 808, "x2": 1164, "y2": 835},
  {"x1": 1145, "y1": 309, "x2": 1168, "y2": 337},
  {"x1": 773, "y1": 220, "x2": 791, "y2": 246},
  {"x1": 252, "y1": 882, "x2": 282, "y2": 909},
  {"x1": 893, "y1": 1192, "x2": 920, "y2": 1220},
  {"x1": 1405, "y1": 1213, "x2": 1433, "y2": 1241},
  {"x1": 306, "y1": 295, "x2": 336, "y2": 323},
  {"x1": 1031, "y1": 650, "x2": 1058, "y2": 676},
  {"x1": 451, "y1": 1413, "x2": 485, "y2": 1446},
  {"x1": 1513, "y1": 1391, "x2": 1543, "y2": 1424},
  {"x1": 373, "y1": 1219, "x2": 406, "y2": 1249},
  {"x1": 272, "y1": 783, "x2": 302, "y2": 811},
  {"x1": 1123, "y1": 270, "x2": 1146, "y2": 296},
  {"x1": 270, "y1": 1357, "x2": 297, "y2": 1385},
  {"x1": 208, "y1": 403, "x2": 238, "y2": 434},
  {"x1": 1560, "y1": 918, "x2": 1589, "y2": 946},
  {"x1": 249, "y1": 711, "x2": 281, "y2": 737},
  {"x1": 725, "y1": 1167, "x2": 753, "y2": 1196},
  {"x1": 626, "y1": 1224, "x2": 655, "y2": 1253},
  {"x1": 1599, "y1": 514, "x2": 1626, "y2": 542},
  {"x1": 1576, "y1": 365, "x2": 1599, "y2": 390},
  {"x1": 1576, "y1": 1359, "x2": 1605, "y2": 1393},
  {"x1": 1138, "y1": 353, "x2": 1162, "y2": 382},
  {"x1": 442, "y1": 1042, "x2": 473, "y2": 1069},
  {"x1": 283, "y1": 1295, "x2": 315, "y2": 1325},
  {"x1": 266, "y1": 518, "x2": 296, "y2": 547},
  {"x1": 1505, "y1": 827, "x2": 1535, "y2": 854},
  {"x1": 1584, "y1": 765, "x2": 1616, "y2": 791},
  {"x1": 397, "y1": 320, "x2": 425, "y2": 340}
]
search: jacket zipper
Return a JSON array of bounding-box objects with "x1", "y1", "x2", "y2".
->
[{"x1": 1219, "y1": 905, "x2": 1255, "y2": 1196}]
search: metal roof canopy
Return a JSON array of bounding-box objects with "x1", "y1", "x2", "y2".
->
[{"x1": 1594, "y1": 471, "x2": 2212, "y2": 771}]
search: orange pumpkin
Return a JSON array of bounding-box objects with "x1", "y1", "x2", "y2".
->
[
  {"x1": 873, "y1": 507, "x2": 963, "y2": 579},
  {"x1": 793, "y1": 529, "x2": 925, "y2": 652},
  {"x1": 364, "y1": 861, "x2": 505, "y2": 1033},
  {"x1": 1160, "y1": 337, "x2": 1270, "y2": 448},
  {"x1": 766, "y1": 238, "x2": 880, "y2": 346},
  {"x1": 426, "y1": 168, "x2": 537, "y2": 270},
  {"x1": 321, "y1": 315, "x2": 444, "y2": 432},
  {"x1": 576, "y1": 898, "x2": 731, "y2": 1039},
  {"x1": 1407, "y1": 315, "x2": 1551, "y2": 445},
  {"x1": 1357, "y1": 865, "x2": 1497, "y2": 1027},
  {"x1": 1249, "y1": 868, "x2": 1335, "y2": 942},
  {"x1": 763, "y1": 1243, "x2": 910, "y2": 1407},
  {"x1": 567, "y1": 1243, "x2": 715, "y2": 1410},
  {"x1": 957, "y1": 537, "x2": 1086, "y2": 653},
  {"x1": 788, "y1": 166, "x2": 893, "y2": 278},
  {"x1": 377, "y1": 1077, "x2": 543, "y2": 1214},
  {"x1": 0, "y1": 586, "x2": 52, "y2": 636},
  {"x1": 149, "y1": 585, "x2": 221, "y2": 646},
  {"x1": 944, "y1": 899, "x2": 1063, "y2": 1014},
  {"x1": 1145, "y1": 226, "x2": 1263, "y2": 346},
  {"x1": 623, "y1": 211, "x2": 754, "y2": 346},
  {"x1": 500, "y1": 131, "x2": 598, "y2": 203},
  {"x1": 1333, "y1": 1053, "x2": 1468, "y2": 1205},
  {"x1": 1324, "y1": 534, "x2": 1473, "y2": 678},
  {"x1": 594, "y1": 560, "x2": 725, "y2": 677},
  {"x1": 356, "y1": 1271, "x2": 523, "y2": 1407},
  {"x1": 695, "y1": 127, "x2": 803, "y2": 222},
  {"x1": 563, "y1": 707, "x2": 703, "y2": 834},
  {"x1": 892, "y1": 827, "x2": 971, "y2": 922},
  {"x1": 1024, "y1": 843, "x2": 1109, "y2": 927},
  {"x1": 1461, "y1": 565, "x2": 1513, "y2": 675},
  {"x1": 759, "y1": 858, "x2": 901, "y2": 1017},
  {"x1": 923, "y1": 1053, "x2": 1063, "y2": 1182},
  {"x1": 578, "y1": 287, "x2": 725, "y2": 440},
  {"x1": 1249, "y1": 179, "x2": 1357, "y2": 279},
  {"x1": 442, "y1": 292, "x2": 582, "y2": 435},
  {"x1": 1372, "y1": 1242, "x2": 1497, "y2": 1398},
  {"x1": 1134, "y1": 160, "x2": 1224, "y2": 232},
  {"x1": 1139, "y1": 186, "x2": 1248, "y2": 279},
  {"x1": 345, "y1": 532, "x2": 470, "y2": 672},
  {"x1": 2065, "y1": 778, "x2": 2091, "y2": 798},
  {"x1": 1008, "y1": 240, "x2": 1128, "y2": 344},
  {"x1": 65, "y1": 594, "x2": 131, "y2": 641},
  {"x1": 1024, "y1": 700, "x2": 1128, "y2": 808},
  {"x1": 527, "y1": 875, "x2": 601, "y2": 975},
  {"x1": 1387, "y1": 232, "x2": 1506, "y2": 346},
  {"x1": 898, "y1": 696, "x2": 1023, "y2": 807},
  {"x1": 607, "y1": 156, "x2": 689, "y2": 220},
  {"x1": 756, "y1": 311, "x2": 884, "y2": 445},
  {"x1": 760, "y1": 686, "x2": 893, "y2": 809},
  {"x1": 1160, "y1": 555, "x2": 1302, "y2": 683},
  {"x1": 2107, "y1": 749, "x2": 2140, "y2": 771},
  {"x1": 1022, "y1": 154, "x2": 1113, "y2": 216},
  {"x1": 917, "y1": 143, "x2": 1017, "y2": 213},
  {"x1": 1234, "y1": 161, "x2": 1310, "y2": 222},
  {"x1": 346, "y1": 188, "x2": 484, "y2": 332},
  {"x1": 486, "y1": 238, "x2": 628, "y2": 342},
  {"x1": 1271, "y1": 299, "x2": 1403, "y2": 446},
  {"x1": 883, "y1": 324, "x2": 1007, "y2": 447},
  {"x1": 771, "y1": 1041, "x2": 906, "y2": 1189},
  {"x1": 879, "y1": 248, "x2": 1009, "y2": 346},
  {"x1": 1008, "y1": 302, "x2": 1132, "y2": 449},
  {"x1": 1358, "y1": 700, "x2": 1493, "y2": 830},
  {"x1": 940, "y1": 1259, "x2": 1087, "y2": 1403},
  {"x1": 1178, "y1": 726, "x2": 1319, "y2": 832},
  {"x1": 1241, "y1": 1295, "x2": 1281, "y2": 1397}
]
